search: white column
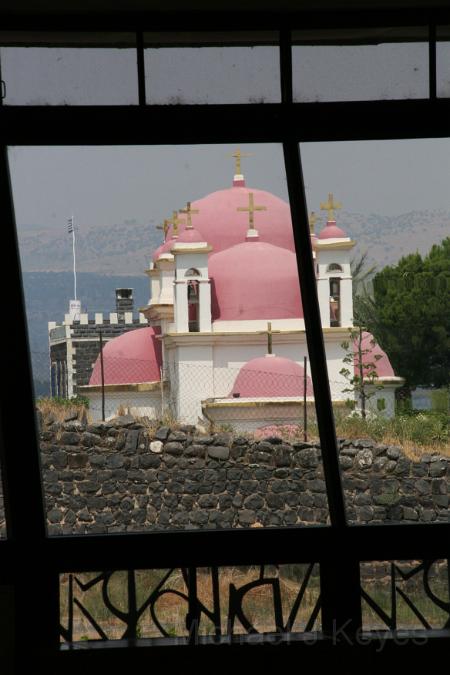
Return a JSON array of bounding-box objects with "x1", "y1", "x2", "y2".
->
[
  {"x1": 159, "y1": 263, "x2": 175, "y2": 305},
  {"x1": 174, "y1": 281, "x2": 189, "y2": 332},
  {"x1": 340, "y1": 276, "x2": 353, "y2": 327},
  {"x1": 198, "y1": 279, "x2": 211, "y2": 332},
  {"x1": 317, "y1": 277, "x2": 330, "y2": 327}
]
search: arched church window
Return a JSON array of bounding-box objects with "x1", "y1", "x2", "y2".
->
[
  {"x1": 185, "y1": 267, "x2": 201, "y2": 277},
  {"x1": 327, "y1": 263, "x2": 343, "y2": 273},
  {"x1": 188, "y1": 279, "x2": 199, "y2": 332}
]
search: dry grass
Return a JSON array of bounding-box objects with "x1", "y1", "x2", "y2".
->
[{"x1": 37, "y1": 397, "x2": 90, "y2": 425}]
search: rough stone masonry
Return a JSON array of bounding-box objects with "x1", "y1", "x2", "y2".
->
[{"x1": 0, "y1": 414, "x2": 448, "y2": 536}]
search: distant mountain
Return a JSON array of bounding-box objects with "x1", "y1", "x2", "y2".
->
[{"x1": 17, "y1": 210, "x2": 450, "y2": 275}]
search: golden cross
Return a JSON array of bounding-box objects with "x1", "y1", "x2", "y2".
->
[
  {"x1": 258, "y1": 322, "x2": 281, "y2": 355},
  {"x1": 156, "y1": 219, "x2": 170, "y2": 239},
  {"x1": 180, "y1": 201, "x2": 199, "y2": 229},
  {"x1": 237, "y1": 192, "x2": 267, "y2": 229},
  {"x1": 320, "y1": 193, "x2": 342, "y2": 221},
  {"x1": 308, "y1": 212, "x2": 320, "y2": 233},
  {"x1": 166, "y1": 210, "x2": 185, "y2": 236},
  {"x1": 229, "y1": 148, "x2": 253, "y2": 175}
]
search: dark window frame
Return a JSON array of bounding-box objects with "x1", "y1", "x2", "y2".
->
[{"x1": 0, "y1": 12, "x2": 449, "y2": 669}]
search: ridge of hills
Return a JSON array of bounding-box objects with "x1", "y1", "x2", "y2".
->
[{"x1": 17, "y1": 209, "x2": 450, "y2": 276}]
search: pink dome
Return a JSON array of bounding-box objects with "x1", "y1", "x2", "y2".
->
[
  {"x1": 230, "y1": 355, "x2": 313, "y2": 398},
  {"x1": 163, "y1": 184, "x2": 295, "y2": 254},
  {"x1": 318, "y1": 220, "x2": 348, "y2": 240},
  {"x1": 209, "y1": 240, "x2": 303, "y2": 321},
  {"x1": 152, "y1": 235, "x2": 178, "y2": 261},
  {"x1": 172, "y1": 226, "x2": 205, "y2": 245},
  {"x1": 354, "y1": 331, "x2": 396, "y2": 378},
  {"x1": 89, "y1": 327, "x2": 162, "y2": 386}
]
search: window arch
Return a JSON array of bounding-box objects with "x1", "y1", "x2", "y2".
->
[
  {"x1": 327, "y1": 263, "x2": 343, "y2": 273},
  {"x1": 185, "y1": 267, "x2": 201, "y2": 278}
]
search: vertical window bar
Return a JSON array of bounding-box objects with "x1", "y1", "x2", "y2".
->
[
  {"x1": 429, "y1": 22, "x2": 437, "y2": 99},
  {"x1": 282, "y1": 140, "x2": 347, "y2": 529},
  {"x1": 136, "y1": 31, "x2": 146, "y2": 106},
  {"x1": 280, "y1": 29, "x2": 293, "y2": 105}
]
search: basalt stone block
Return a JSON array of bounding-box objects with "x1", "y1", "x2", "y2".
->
[
  {"x1": 64, "y1": 510, "x2": 77, "y2": 525},
  {"x1": 168, "y1": 430, "x2": 187, "y2": 442},
  {"x1": 81, "y1": 432, "x2": 102, "y2": 448},
  {"x1": 124, "y1": 429, "x2": 140, "y2": 453},
  {"x1": 90, "y1": 454, "x2": 106, "y2": 468},
  {"x1": 189, "y1": 510, "x2": 209, "y2": 525},
  {"x1": 386, "y1": 447, "x2": 401, "y2": 460},
  {"x1": 78, "y1": 508, "x2": 94, "y2": 523},
  {"x1": 47, "y1": 508, "x2": 63, "y2": 523},
  {"x1": 51, "y1": 450, "x2": 68, "y2": 469},
  {"x1": 110, "y1": 415, "x2": 135, "y2": 427},
  {"x1": 139, "y1": 455, "x2": 161, "y2": 469},
  {"x1": 60, "y1": 432, "x2": 81, "y2": 446},
  {"x1": 238, "y1": 509, "x2": 256, "y2": 525},
  {"x1": 198, "y1": 494, "x2": 218, "y2": 508},
  {"x1": 296, "y1": 448, "x2": 320, "y2": 469},
  {"x1": 243, "y1": 494, "x2": 264, "y2": 510},
  {"x1": 106, "y1": 455, "x2": 125, "y2": 469},
  {"x1": 208, "y1": 446, "x2": 230, "y2": 460},
  {"x1": 63, "y1": 421, "x2": 85, "y2": 432},
  {"x1": 67, "y1": 453, "x2": 88, "y2": 469},
  {"x1": 78, "y1": 481, "x2": 98, "y2": 495},
  {"x1": 192, "y1": 435, "x2": 214, "y2": 445},
  {"x1": 430, "y1": 461, "x2": 447, "y2": 477},
  {"x1": 356, "y1": 449, "x2": 373, "y2": 469},
  {"x1": 164, "y1": 442, "x2": 184, "y2": 456},
  {"x1": 340, "y1": 456, "x2": 354, "y2": 470},
  {"x1": 213, "y1": 432, "x2": 232, "y2": 447},
  {"x1": 394, "y1": 458, "x2": 411, "y2": 476},
  {"x1": 283, "y1": 510, "x2": 298, "y2": 525}
]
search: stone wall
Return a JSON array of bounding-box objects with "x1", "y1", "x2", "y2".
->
[{"x1": 34, "y1": 415, "x2": 449, "y2": 535}]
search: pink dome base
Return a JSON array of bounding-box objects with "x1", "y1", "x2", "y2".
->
[
  {"x1": 89, "y1": 327, "x2": 162, "y2": 386},
  {"x1": 230, "y1": 355, "x2": 313, "y2": 398},
  {"x1": 354, "y1": 331, "x2": 395, "y2": 377}
]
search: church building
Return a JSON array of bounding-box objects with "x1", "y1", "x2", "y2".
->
[{"x1": 80, "y1": 154, "x2": 403, "y2": 424}]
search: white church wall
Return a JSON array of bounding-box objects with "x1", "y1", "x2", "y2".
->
[
  {"x1": 204, "y1": 400, "x2": 316, "y2": 433},
  {"x1": 173, "y1": 344, "x2": 214, "y2": 423},
  {"x1": 87, "y1": 390, "x2": 163, "y2": 422}
]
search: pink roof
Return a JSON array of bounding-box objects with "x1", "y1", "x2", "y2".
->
[
  {"x1": 89, "y1": 327, "x2": 162, "y2": 386},
  {"x1": 230, "y1": 355, "x2": 313, "y2": 398},
  {"x1": 209, "y1": 240, "x2": 303, "y2": 321},
  {"x1": 318, "y1": 219, "x2": 348, "y2": 240},
  {"x1": 162, "y1": 185, "x2": 295, "y2": 254},
  {"x1": 172, "y1": 226, "x2": 205, "y2": 245},
  {"x1": 152, "y1": 235, "x2": 178, "y2": 261},
  {"x1": 354, "y1": 331, "x2": 396, "y2": 378}
]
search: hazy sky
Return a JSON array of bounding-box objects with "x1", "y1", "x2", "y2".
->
[{"x1": 7, "y1": 138, "x2": 450, "y2": 234}]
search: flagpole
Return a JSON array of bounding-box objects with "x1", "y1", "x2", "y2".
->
[{"x1": 71, "y1": 213, "x2": 77, "y2": 301}]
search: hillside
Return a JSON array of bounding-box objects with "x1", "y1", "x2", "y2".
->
[{"x1": 17, "y1": 210, "x2": 450, "y2": 275}]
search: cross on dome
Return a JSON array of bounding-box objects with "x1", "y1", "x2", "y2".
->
[
  {"x1": 258, "y1": 321, "x2": 281, "y2": 355},
  {"x1": 309, "y1": 211, "x2": 320, "y2": 233},
  {"x1": 180, "y1": 201, "x2": 200, "y2": 229},
  {"x1": 237, "y1": 192, "x2": 267, "y2": 236},
  {"x1": 167, "y1": 210, "x2": 185, "y2": 236},
  {"x1": 156, "y1": 219, "x2": 170, "y2": 240},
  {"x1": 230, "y1": 147, "x2": 253, "y2": 175},
  {"x1": 320, "y1": 193, "x2": 342, "y2": 221}
]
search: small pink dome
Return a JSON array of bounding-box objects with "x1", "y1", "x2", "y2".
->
[
  {"x1": 209, "y1": 240, "x2": 303, "y2": 321},
  {"x1": 354, "y1": 331, "x2": 396, "y2": 378},
  {"x1": 172, "y1": 226, "x2": 205, "y2": 245},
  {"x1": 318, "y1": 220, "x2": 348, "y2": 240},
  {"x1": 153, "y1": 236, "x2": 178, "y2": 261},
  {"x1": 89, "y1": 327, "x2": 162, "y2": 386},
  {"x1": 162, "y1": 185, "x2": 295, "y2": 254},
  {"x1": 230, "y1": 355, "x2": 313, "y2": 398}
]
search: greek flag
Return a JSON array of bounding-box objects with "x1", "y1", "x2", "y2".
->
[{"x1": 68, "y1": 216, "x2": 73, "y2": 234}]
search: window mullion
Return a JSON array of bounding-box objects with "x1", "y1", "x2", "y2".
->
[{"x1": 282, "y1": 139, "x2": 347, "y2": 529}]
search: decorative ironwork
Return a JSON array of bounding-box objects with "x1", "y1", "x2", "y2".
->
[
  {"x1": 60, "y1": 564, "x2": 321, "y2": 643},
  {"x1": 360, "y1": 559, "x2": 450, "y2": 631}
]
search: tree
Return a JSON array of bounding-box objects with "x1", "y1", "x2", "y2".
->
[
  {"x1": 340, "y1": 326, "x2": 383, "y2": 418},
  {"x1": 368, "y1": 238, "x2": 450, "y2": 388}
]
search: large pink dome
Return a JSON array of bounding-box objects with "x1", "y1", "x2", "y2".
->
[
  {"x1": 89, "y1": 327, "x2": 162, "y2": 386},
  {"x1": 209, "y1": 240, "x2": 303, "y2": 321},
  {"x1": 354, "y1": 331, "x2": 396, "y2": 378},
  {"x1": 230, "y1": 355, "x2": 313, "y2": 398},
  {"x1": 163, "y1": 183, "x2": 295, "y2": 254}
]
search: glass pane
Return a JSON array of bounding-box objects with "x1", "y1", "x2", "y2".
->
[
  {"x1": 360, "y1": 560, "x2": 449, "y2": 631},
  {"x1": 144, "y1": 32, "x2": 280, "y2": 104},
  {"x1": 60, "y1": 563, "x2": 320, "y2": 643},
  {"x1": 0, "y1": 32, "x2": 138, "y2": 105},
  {"x1": 10, "y1": 143, "x2": 330, "y2": 534},
  {"x1": 300, "y1": 138, "x2": 450, "y2": 526},
  {"x1": 437, "y1": 26, "x2": 450, "y2": 97},
  {"x1": 293, "y1": 27, "x2": 428, "y2": 102}
]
